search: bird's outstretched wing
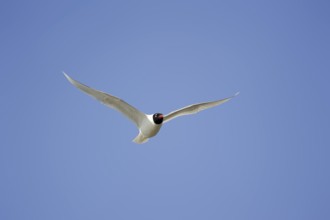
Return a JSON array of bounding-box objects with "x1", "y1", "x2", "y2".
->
[
  {"x1": 163, "y1": 92, "x2": 239, "y2": 123},
  {"x1": 63, "y1": 72, "x2": 147, "y2": 127}
]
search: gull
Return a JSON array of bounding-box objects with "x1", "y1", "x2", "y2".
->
[{"x1": 63, "y1": 72, "x2": 239, "y2": 144}]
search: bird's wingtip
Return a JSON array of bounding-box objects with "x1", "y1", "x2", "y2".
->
[
  {"x1": 62, "y1": 71, "x2": 69, "y2": 78},
  {"x1": 62, "y1": 71, "x2": 74, "y2": 83}
]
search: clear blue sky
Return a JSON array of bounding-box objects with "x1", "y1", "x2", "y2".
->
[{"x1": 1, "y1": 1, "x2": 329, "y2": 219}]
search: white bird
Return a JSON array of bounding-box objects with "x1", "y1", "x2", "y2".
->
[{"x1": 63, "y1": 72, "x2": 239, "y2": 144}]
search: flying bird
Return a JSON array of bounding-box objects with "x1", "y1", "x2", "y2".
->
[{"x1": 63, "y1": 72, "x2": 239, "y2": 144}]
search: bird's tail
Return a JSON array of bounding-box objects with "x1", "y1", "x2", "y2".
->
[{"x1": 132, "y1": 131, "x2": 149, "y2": 144}]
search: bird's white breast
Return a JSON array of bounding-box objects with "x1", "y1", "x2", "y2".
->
[{"x1": 139, "y1": 114, "x2": 162, "y2": 138}]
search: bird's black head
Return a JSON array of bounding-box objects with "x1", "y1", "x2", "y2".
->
[{"x1": 153, "y1": 113, "x2": 164, "y2": 124}]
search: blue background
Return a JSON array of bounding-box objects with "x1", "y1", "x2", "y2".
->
[{"x1": 1, "y1": 1, "x2": 329, "y2": 219}]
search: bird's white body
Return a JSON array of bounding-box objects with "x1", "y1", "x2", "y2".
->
[
  {"x1": 63, "y1": 72, "x2": 238, "y2": 144},
  {"x1": 134, "y1": 114, "x2": 162, "y2": 143}
]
